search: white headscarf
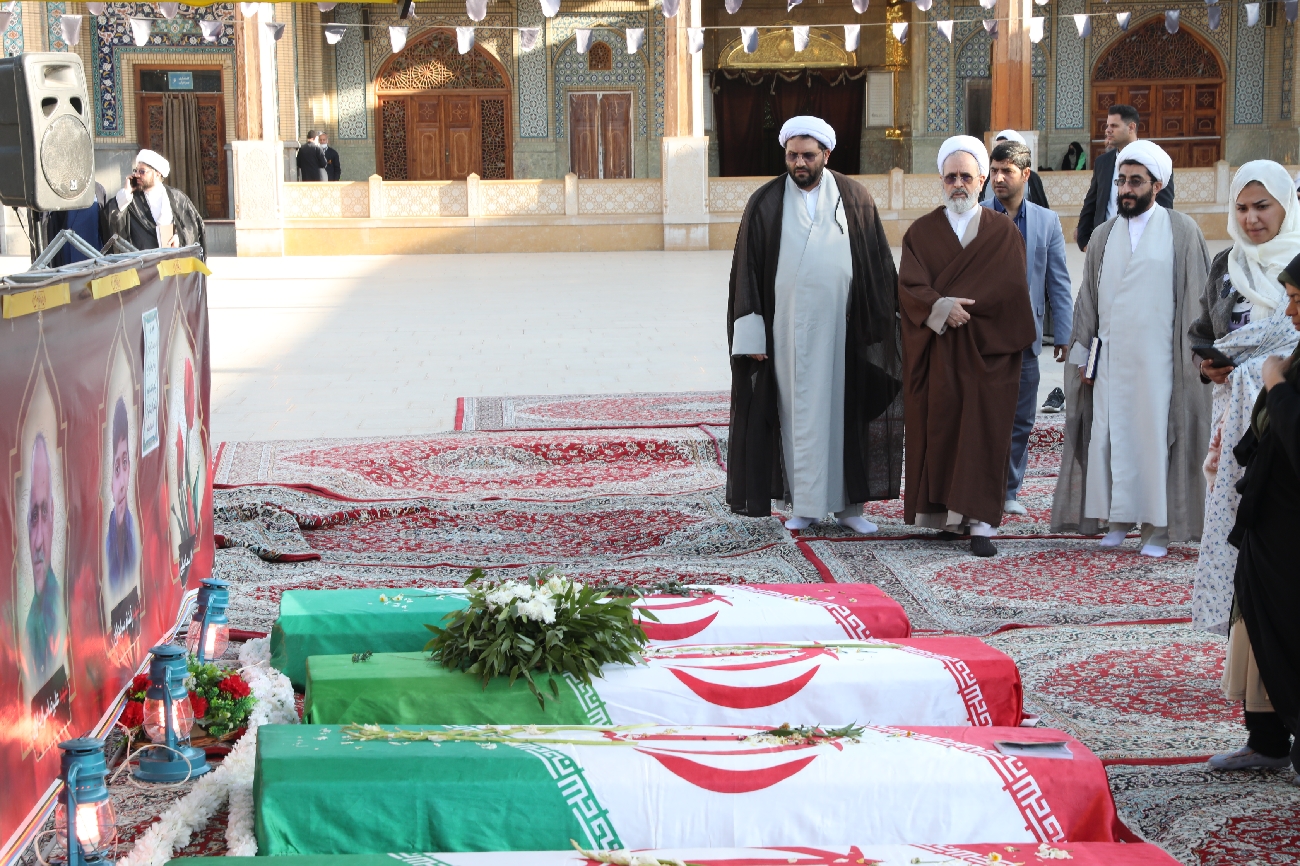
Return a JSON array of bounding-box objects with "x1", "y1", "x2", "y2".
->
[
  {"x1": 1115, "y1": 140, "x2": 1172, "y2": 185},
  {"x1": 1225, "y1": 160, "x2": 1300, "y2": 318},
  {"x1": 778, "y1": 116, "x2": 836, "y2": 151},
  {"x1": 993, "y1": 129, "x2": 1026, "y2": 145},
  {"x1": 135, "y1": 148, "x2": 171, "y2": 178},
  {"x1": 936, "y1": 135, "x2": 989, "y2": 177}
]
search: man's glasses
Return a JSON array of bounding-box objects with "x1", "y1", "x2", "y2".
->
[
  {"x1": 1114, "y1": 175, "x2": 1151, "y2": 189},
  {"x1": 943, "y1": 173, "x2": 977, "y2": 186},
  {"x1": 785, "y1": 151, "x2": 822, "y2": 165}
]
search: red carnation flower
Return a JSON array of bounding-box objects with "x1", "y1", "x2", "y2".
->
[
  {"x1": 131, "y1": 674, "x2": 150, "y2": 693},
  {"x1": 119, "y1": 701, "x2": 144, "y2": 730},
  {"x1": 216, "y1": 674, "x2": 251, "y2": 699},
  {"x1": 189, "y1": 691, "x2": 208, "y2": 718}
]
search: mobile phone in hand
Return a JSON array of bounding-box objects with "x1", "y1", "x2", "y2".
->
[{"x1": 1192, "y1": 345, "x2": 1234, "y2": 368}]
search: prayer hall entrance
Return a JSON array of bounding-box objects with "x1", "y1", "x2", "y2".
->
[
  {"x1": 135, "y1": 66, "x2": 228, "y2": 217},
  {"x1": 375, "y1": 29, "x2": 512, "y2": 180},
  {"x1": 1089, "y1": 17, "x2": 1224, "y2": 167},
  {"x1": 710, "y1": 27, "x2": 864, "y2": 177}
]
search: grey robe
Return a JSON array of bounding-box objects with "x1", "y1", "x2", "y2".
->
[{"x1": 1051, "y1": 207, "x2": 1213, "y2": 541}]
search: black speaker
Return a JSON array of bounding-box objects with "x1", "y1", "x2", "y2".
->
[{"x1": 0, "y1": 53, "x2": 94, "y2": 211}]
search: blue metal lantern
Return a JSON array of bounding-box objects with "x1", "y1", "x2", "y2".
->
[
  {"x1": 186, "y1": 578, "x2": 231, "y2": 663},
  {"x1": 55, "y1": 738, "x2": 116, "y2": 866},
  {"x1": 134, "y1": 645, "x2": 210, "y2": 783}
]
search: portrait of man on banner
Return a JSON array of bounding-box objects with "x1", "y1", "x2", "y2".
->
[
  {"x1": 12, "y1": 368, "x2": 72, "y2": 754},
  {"x1": 100, "y1": 340, "x2": 144, "y2": 661},
  {"x1": 165, "y1": 317, "x2": 206, "y2": 585}
]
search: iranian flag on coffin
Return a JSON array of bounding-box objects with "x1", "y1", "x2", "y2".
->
[
  {"x1": 573, "y1": 638, "x2": 1019, "y2": 727},
  {"x1": 633, "y1": 585, "x2": 910, "y2": 644}
]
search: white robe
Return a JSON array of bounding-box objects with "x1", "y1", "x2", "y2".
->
[
  {"x1": 732, "y1": 174, "x2": 854, "y2": 517},
  {"x1": 1082, "y1": 205, "x2": 1176, "y2": 527}
]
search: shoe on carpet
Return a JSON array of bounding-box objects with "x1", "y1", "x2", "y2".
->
[
  {"x1": 1004, "y1": 499, "x2": 1028, "y2": 516},
  {"x1": 1140, "y1": 544, "x2": 1168, "y2": 558},
  {"x1": 970, "y1": 536, "x2": 997, "y2": 557},
  {"x1": 1041, "y1": 387, "x2": 1065, "y2": 413},
  {"x1": 784, "y1": 516, "x2": 815, "y2": 531},
  {"x1": 1098, "y1": 529, "x2": 1127, "y2": 548},
  {"x1": 935, "y1": 528, "x2": 970, "y2": 540},
  {"x1": 1207, "y1": 747, "x2": 1292, "y2": 771},
  {"x1": 836, "y1": 515, "x2": 879, "y2": 535}
]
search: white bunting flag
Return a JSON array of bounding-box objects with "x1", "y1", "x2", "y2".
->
[
  {"x1": 1244, "y1": 3, "x2": 1259, "y2": 25},
  {"x1": 323, "y1": 23, "x2": 346, "y2": 44},
  {"x1": 466, "y1": 0, "x2": 488, "y2": 21},
  {"x1": 891, "y1": 21, "x2": 908, "y2": 43},
  {"x1": 624, "y1": 27, "x2": 643, "y2": 53},
  {"x1": 201, "y1": 19, "x2": 223, "y2": 41},
  {"x1": 979, "y1": 0, "x2": 996, "y2": 9},
  {"x1": 935, "y1": 19, "x2": 953, "y2": 41},
  {"x1": 1115, "y1": 11, "x2": 1131, "y2": 28},
  {"x1": 982, "y1": 18, "x2": 996, "y2": 36},
  {"x1": 1073, "y1": 13, "x2": 1091, "y2": 36},
  {"x1": 1028, "y1": 15, "x2": 1044, "y2": 42},
  {"x1": 260, "y1": 3, "x2": 275, "y2": 17},
  {"x1": 787, "y1": 0, "x2": 802, "y2": 11},
  {"x1": 852, "y1": 0, "x2": 868, "y2": 11},
  {"x1": 240, "y1": 2, "x2": 258, "y2": 16},
  {"x1": 158, "y1": 2, "x2": 179, "y2": 19},
  {"x1": 1207, "y1": 5, "x2": 1221, "y2": 28},
  {"x1": 520, "y1": 27, "x2": 540, "y2": 51},
  {"x1": 725, "y1": 0, "x2": 742, "y2": 13},
  {"x1": 1287, "y1": 0, "x2": 1298, "y2": 23},
  {"x1": 1033, "y1": 0, "x2": 1048, "y2": 6},
  {"x1": 575, "y1": 28, "x2": 591, "y2": 52},
  {"x1": 265, "y1": 21, "x2": 285, "y2": 40},
  {"x1": 541, "y1": 0, "x2": 561, "y2": 17},
  {"x1": 86, "y1": 2, "x2": 106, "y2": 14},
  {"x1": 318, "y1": 2, "x2": 338, "y2": 10},
  {"x1": 843, "y1": 23, "x2": 860, "y2": 51},
  {"x1": 130, "y1": 17, "x2": 151, "y2": 45},
  {"x1": 1164, "y1": 9, "x2": 1179, "y2": 32},
  {"x1": 741, "y1": 25, "x2": 758, "y2": 53},
  {"x1": 661, "y1": 0, "x2": 679, "y2": 17},
  {"x1": 59, "y1": 14, "x2": 82, "y2": 45},
  {"x1": 915, "y1": 0, "x2": 932, "y2": 11},
  {"x1": 687, "y1": 26, "x2": 704, "y2": 53},
  {"x1": 390, "y1": 25, "x2": 408, "y2": 52},
  {"x1": 792, "y1": 25, "x2": 809, "y2": 52},
  {"x1": 1204, "y1": 0, "x2": 1217, "y2": 4},
  {"x1": 456, "y1": 25, "x2": 474, "y2": 53},
  {"x1": 0, "y1": 9, "x2": 11, "y2": 33}
]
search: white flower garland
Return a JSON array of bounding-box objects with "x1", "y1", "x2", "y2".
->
[{"x1": 116, "y1": 637, "x2": 296, "y2": 865}]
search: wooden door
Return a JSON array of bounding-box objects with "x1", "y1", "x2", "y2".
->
[
  {"x1": 599, "y1": 93, "x2": 632, "y2": 180},
  {"x1": 569, "y1": 94, "x2": 600, "y2": 179},
  {"x1": 1090, "y1": 81, "x2": 1221, "y2": 167},
  {"x1": 445, "y1": 95, "x2": 478, "y2": 180},
  {"x1": 413, "y1": 97, "x2": 444, "y2": 180},
  {"x1": 137, "y1": 92, "x2": 228, "y2": 218}
]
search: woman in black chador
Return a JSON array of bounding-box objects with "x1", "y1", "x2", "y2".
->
[{"x1": 1229, "y1": 250, "x2": 1300, "y2": 781}]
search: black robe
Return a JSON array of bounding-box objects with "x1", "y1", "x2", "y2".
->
[
  {"x1": 1230, "y1": 343, "x2": 1300, "y2": 738},
  {"x1": 101, "y1": 186, "x2": 207, "y2": 259},
  {"x1": 725, "y1": 170, "x2": 903, "y2": 517}
]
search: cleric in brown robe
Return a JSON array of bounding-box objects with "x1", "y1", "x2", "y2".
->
[
  {"x1": 725, "y1": 117, "x2": 904, "y2": 522},
  {"x1": 898, "y1": 135, "x2": 1037, "y2": 557}
]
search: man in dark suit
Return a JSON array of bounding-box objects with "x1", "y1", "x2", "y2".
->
[
  {"x1": 1075, "y1": 104, "x2": 1175, "y2": 250},
  {"x1": 320, "y1": 133, "x2": 342, "y2": 181},
  {"x1": 296, "y1": 130, "x2": 328, "y2": 182}
]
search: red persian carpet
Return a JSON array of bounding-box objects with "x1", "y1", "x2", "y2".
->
[{"x1": 456, "y1": 390, "x2": 731, "y2": 431}]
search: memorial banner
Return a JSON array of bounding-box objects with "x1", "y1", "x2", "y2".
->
[{"x1": 0, "y1": 248, "x2": 213, "y2": 863}]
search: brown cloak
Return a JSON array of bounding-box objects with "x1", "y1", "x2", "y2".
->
[
  {"x1": 725, "y1": 170, "x2": 903, "y2": 517},
  {"x1": 898, "y1": 206, "x2": 1036, "y2": 527}
]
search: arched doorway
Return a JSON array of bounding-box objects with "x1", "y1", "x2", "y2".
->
[
  {"x1": 1090, "y1": 17, "x2": 1224, "y2": 167},
  {"x1": 374, "y1": 29, "x2": 512, "y2": 180}
]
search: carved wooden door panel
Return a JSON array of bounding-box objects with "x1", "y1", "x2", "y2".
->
[
  {"x1": 445, "y1": 95, "x2": 478, "y2": 180},
  {"x1": 599, "y1": 93, "x2": 632, "y2": 180},
  {"x1": 569, "y1": 94, "x2": 600, "y2": 179},
  {"x1": 137, "y1": 91, "x2": 228, "y2": 217},
  {"x1": 413, "y1": 97, "x2": 444, "y2": 180}
]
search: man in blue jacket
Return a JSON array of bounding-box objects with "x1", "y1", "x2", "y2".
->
[{"x1": 982, "y1": 141, "x2": 1074, "y2": 515}]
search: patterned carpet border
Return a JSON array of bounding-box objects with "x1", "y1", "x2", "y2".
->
[{"x1": 457, "y1": 391, "x2": 731, "y2": 431}]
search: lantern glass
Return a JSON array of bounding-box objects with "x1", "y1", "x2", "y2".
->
[
  {"x1": 143, "y1": 694, "x2": 194, "y2": 742},
  {"x1": 54, "y1": 798, "x2": 117, "y2": 853},
  {"x1": 186, "y1": 620, "x2": 230, "y2": 660}
]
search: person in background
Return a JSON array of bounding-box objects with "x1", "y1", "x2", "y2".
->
[
  {"x1": 296, "y1": 130, "x2": 328, "y2": 182},
  {"x1": 1060, "y1": 142, "x2": 1087, "y2": 172},
  {"x1": 320, "y1": 132, "x2": 342, "y2": 182},
  {"x1": 1186, "y1": 162, "x2": 1300, "y2": 772},
  {"x1": 101, "y1": 150, "x2": 206, "y2": 257},
  {"x1": 1224, "y1": 253, "x2": 1300, "y2": 783},
  {"x1": 1076, "y1": 104, "x2": 1176, "y2": 251},
  {"x1": 978, "y1": 130, "x2": 1048, "y2": 209},
  {"x1": 981, "y1": 142, "x2": 1073, "y2": 518},
  {"x1": 40, "y1": 182, "x2": 107, "y2": 264}
]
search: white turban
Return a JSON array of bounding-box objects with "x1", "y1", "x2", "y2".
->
[
  {"x1": 778, "y1": 116, "x2": 836, "y2": 151},
  {"x1": 135, "y1": 148, "x2": 170, "y2": 178},
  {"x1": 993, "y1": 129, "x2": 1026, "y2": 145},
  {"x1": 1116, "y1": 140, "x2": 1172, "y2": 185},
  {"x1": 936, "y1": 135, "x2": 989, "y2": 178}
]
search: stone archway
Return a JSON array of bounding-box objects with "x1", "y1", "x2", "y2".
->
[
  {"x1": 1090, "y1": 17, "x2": 1224, "y2": 167},
  {"x1": 374, "y1": 29, "x2": 512, "y2": 180}
]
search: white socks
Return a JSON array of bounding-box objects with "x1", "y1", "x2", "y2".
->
[
  {"x1": 836, "y1": 515, "x2": 879, "y2": 535},
  {"x1": 1098, "y1": 530, "x2": 1127, "y2": 548},
  {"x1": 1140, "y1": 544, "x2": 1168, "y2": 558},
  {"x1": 784, "y1": 516, "x2": 814, "y2": 530}
]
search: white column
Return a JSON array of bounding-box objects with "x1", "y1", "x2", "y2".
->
[
  {"x1": 662, "y1": 136, "x2": 710, "y2": 251},
  {"x1": 232, "y1": 140, "x2": 285, "y2": 256}
]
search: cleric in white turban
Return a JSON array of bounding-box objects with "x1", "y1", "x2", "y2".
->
[
  {"x1": 726, "y1": 115, "x2": 904, "y2": 534},
  {"x1": 102, "y1": 148, "x2": 206, "y2": 256},
  {"x1": 1052, "y1": 137, "x2": 1213, "y2": 555}
]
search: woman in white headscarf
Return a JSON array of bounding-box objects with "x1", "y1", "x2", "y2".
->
[{"x1": 1191, "y1": 160, "x2": 1300, "y2": 772}]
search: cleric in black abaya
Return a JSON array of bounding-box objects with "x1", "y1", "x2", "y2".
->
[{"x1": 1229, "y1": 251, "x2": 1300, "y2": 775}]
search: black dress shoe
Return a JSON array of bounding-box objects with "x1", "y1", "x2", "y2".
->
[
  {"x1": 1041, "y1": 387, "x2": 1065, "y2": 414},
  {"x1": 970, "y1": 536, "x2": 997, "y2": 557},
  {"x1": 935, "y1": 529, "x2": 969, "y2": 540}
]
